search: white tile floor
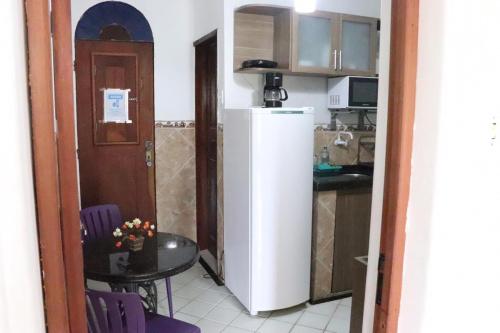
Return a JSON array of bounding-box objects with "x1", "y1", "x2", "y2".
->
[{"x1": 87, "y1": 262, "x2": 353, "y2": 333}]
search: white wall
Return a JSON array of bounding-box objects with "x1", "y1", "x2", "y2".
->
[
  {"x1": 362, "y1": 0, "x2": 390, "y2": 330},
  {"x1": 72, "y1": 0, "x2": 379, "y2": 124},
  {"x1": 71, "y1": 0, "x2": 196, "y2": 121},
  {"x1": 398, "y1": 0, "x2": 500, "y2": 332},
  {"x1": 0, "y1": 0, "x2": 46, "y2": 332},
  {"x1": 193, "y1": 0, "x2": 224, "y2": 40},
  {"x1": 192, "y1": 0, "x2": 226, "y2": 120},
  {"x1": 223, "y1": 0, "x2": 381, "y2": 124}
]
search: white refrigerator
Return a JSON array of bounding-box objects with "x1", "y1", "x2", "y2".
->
[{"x1": 223, "y1": 107, "x2": 314, "y2": 315}]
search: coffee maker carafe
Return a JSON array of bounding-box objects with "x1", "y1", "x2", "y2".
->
[{"x1": 264, "y1": 72, "x2": 288, "y2": 107}]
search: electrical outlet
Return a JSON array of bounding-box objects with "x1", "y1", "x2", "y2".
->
[{"x1": 491, "y1": 116, "x2": 497, "y2": 146}]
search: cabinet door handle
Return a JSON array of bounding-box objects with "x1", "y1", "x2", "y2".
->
[
  {"x1": 339, "y1": 50, "x2": 343, "y2": 71},
  {"x1": 333, "y1": 49, "x2": 337, "y2": 70}
]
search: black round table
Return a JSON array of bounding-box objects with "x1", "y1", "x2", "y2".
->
[{"x1": 84, "y1": 232, "x2": 199, "y2": 314}]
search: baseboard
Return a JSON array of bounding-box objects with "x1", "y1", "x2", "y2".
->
[
  {"x1": 199, "y1": 256, "x2": 224, "y2": 286},
  {"x1": 309, "y1": 291, "x2": 352, "y2": 305}
]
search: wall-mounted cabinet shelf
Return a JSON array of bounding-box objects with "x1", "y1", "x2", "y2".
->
[
  {"x1": 233, "y1": 5, "x2": 292, "y2": 73},
  {"x1": 234, "y1": 67, "x2": 292, "y2": 75},
  {"x1": 234, "y1": 67, "x2": 333, "y2": 78},
  {"x1": 233, "y1": 5, "x2": 378, "y2": 78}
]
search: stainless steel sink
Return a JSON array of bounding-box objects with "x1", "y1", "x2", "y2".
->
[
  {"x1": 314, "y1": 167, "x2": 373, "y2": 191},
  {"x1": 314, "y1": 165, "x2": 374, "y2": 178},
  {"x1": 341, "y1": 173, "x2": 367, "y2": 178}
]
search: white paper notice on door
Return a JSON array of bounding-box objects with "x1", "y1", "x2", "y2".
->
[{"x1": 103, "y1": 88, "x2": 131, "y2": 123}]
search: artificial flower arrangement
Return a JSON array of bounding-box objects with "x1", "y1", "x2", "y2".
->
[{"x1": 113, "y1": 218, "x2": 156, "y2": 251}]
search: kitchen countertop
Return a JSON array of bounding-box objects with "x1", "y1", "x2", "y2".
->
[{"x1": 313, "y1": 164, "x2": 374, "y2": 192}]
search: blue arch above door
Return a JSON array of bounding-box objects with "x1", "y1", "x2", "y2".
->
[{"x1": 75, "y1": 1, "x2": 153, "y2": 42}]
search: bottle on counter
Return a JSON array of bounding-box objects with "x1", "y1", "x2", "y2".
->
[{"x1": 320, "y1": 146, "x2": 330, "y2": 165}]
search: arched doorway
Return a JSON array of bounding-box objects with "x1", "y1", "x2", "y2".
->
[
  {"x1": 74, "y1": 1, "x2": 156, "y2": 222},
  {"x1": 75, "y1": 1, "x2": 153, "y2": 42}
]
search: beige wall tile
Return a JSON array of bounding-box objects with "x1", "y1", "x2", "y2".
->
[
  {"x1": 314, "y1": 130, "x2": 376, "y2": 165},
  {"x1": 155, "y1": 127, "x2": 196, "y2": 241},
  {"x1": 310, "y1": 191, "x2": 337, "y2": 301},
  {"x1": 155, "y1": 125, "x2": 375, "y2": 289}
]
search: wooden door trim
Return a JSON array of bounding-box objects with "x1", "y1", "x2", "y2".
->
[
  {"x1": 51, "y1": 0, "x2": 88, "y2": 331},
  {"x1": 25, "y1": 0, "x2": 87, "y2": 332},
  {"x1": 195, "y1": 31, "x2": 218, "y2": 253},
  {"x1": 193, "y1": 29, "x2": 217, "y2": 46},
  {"x1": 25, "y1": 0, "x2": 70, "y2": 330},
  {"x1": 374, "y1": 0, "x2": 420, "y2": 332}
]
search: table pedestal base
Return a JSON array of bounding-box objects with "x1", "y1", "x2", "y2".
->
[{"x1": 110, "y1": 281, "x2": 158, "y2": 313}]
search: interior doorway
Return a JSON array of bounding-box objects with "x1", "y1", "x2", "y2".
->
[
  {"x1": 24, "y1": 0, "x2": 420, "y2": 331},
  {"x1": 194, "y1": 31, "x2": 219, "y2": 277},
  {"x1": 75, "y1": 40, "x2": 156, "y2": 221},
  {"x1": 73, "y1": 1, "x2": 156, "y2": 222}
]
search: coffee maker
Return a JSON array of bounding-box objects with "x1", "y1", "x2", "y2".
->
[{"x1": 263, "y1": 72, "x2": 288, "y2": 107}]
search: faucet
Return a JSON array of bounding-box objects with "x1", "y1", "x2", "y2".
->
[{"x1": 334, "y1": 131, "x2": 353, "y2": 147}]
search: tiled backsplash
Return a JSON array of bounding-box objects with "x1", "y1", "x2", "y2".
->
[
  {"x1": 154, "y1": 122, "x2": 376, "y2": 281},
  {"x1": 314, "y1": 128, "x2": 376, "y2": 165},
  {"x1": 311, "y1": 190, "x2": 337, "y2": 300},
  {"x1": 155, "y1": 125, "x2": 196, "y2": 241},
  {"x1": 155, "y1": 121, "x2": 195, "y2": 128}
]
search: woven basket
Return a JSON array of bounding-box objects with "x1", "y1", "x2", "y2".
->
[{"x1": 128, "y1": 236, "x2": 145, "y2": 252}]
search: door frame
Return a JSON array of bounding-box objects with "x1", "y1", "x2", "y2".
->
[
  {"x1": 373, "y1": 0, "x2": 420, "y2": 332},
  {"x1": 194, "y1": 30, "x2": 218, "y2": 257},
  {"x1": 25, "y1": 1, "x2": 419, "y2": 332},
  {"x1": 25, "y1": 0, "x2": 86, "y2": 332}
]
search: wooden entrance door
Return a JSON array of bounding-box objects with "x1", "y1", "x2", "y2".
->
[
  {"x1": 75, "y1": 41, "x2": 155, "y2": 222},
  {"x1": 195, "y1": 33, "x2": 218, "y2": 258}
]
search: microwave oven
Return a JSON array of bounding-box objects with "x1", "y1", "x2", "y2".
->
[{"x1": 328, "y1": 76, "x2": 378, "y2": 110}]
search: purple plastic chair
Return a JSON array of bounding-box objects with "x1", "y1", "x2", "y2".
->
[
  {"x1": 81, "y1": 204, "x2": 176, "y2": 318},
  {"x1": 86, "y1": 289, "x2": 200, "y2": 333},
  {"x1": 80, "y1": 204, "x2": 123, "y2": 241}
]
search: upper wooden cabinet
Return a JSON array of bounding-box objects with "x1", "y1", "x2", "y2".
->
[
  {"x1": 291, "y1": 12, "x2": 378, "y2": 76},
  {"x1": 233, "y1": 5, "x2": 292, "y2": 74},
  {"x1": 234, "y1": 5, "x2": 379, "y2": 77},
  {"x1": 337, "y1": 14, "x2": 378, "y2": 76},
  {"x1": 291, "y1": 11, "x2": 337, "y2": 75}
]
